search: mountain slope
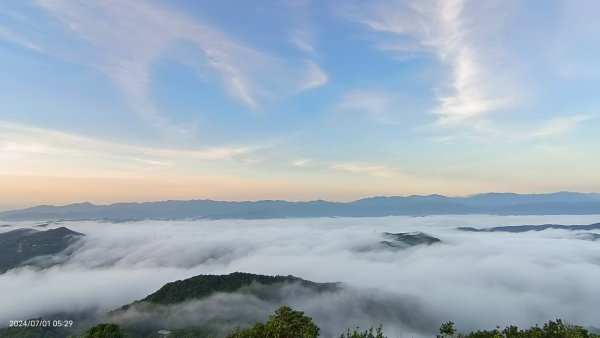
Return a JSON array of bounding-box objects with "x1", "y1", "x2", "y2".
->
[
  {"x1": 138, "y1": 272, "x2": 339, "y2": 305},
  {"x1": 0, "y1": 227, "x2": 83, "y2": 273},
  {"x1": 109, "y1": 272, "x2": 341, "y2": 338}
]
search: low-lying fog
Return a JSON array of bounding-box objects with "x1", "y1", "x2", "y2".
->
[{"x1": 1, "y1": 215, "x2": 600, "y2": 337}]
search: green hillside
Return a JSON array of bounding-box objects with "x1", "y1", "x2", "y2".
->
[
  {"x1": 0, "y1": 227, "x2": 83, "y2": 273},
  {"x1": 137, "y1": 272, "x2": 339, "y2": 305}
]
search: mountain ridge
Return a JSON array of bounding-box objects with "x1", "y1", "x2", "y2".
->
[
  {"x1": 1, "y1": 192, "x2": 600, "y2": 221},
  {"x1": 0, "y1": 226, "x2": 84, "y2": 273}
]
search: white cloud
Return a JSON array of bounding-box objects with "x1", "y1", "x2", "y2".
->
[
  {"x1": 299, "y1": 61, "x2": 328, "y2": 90},
  {"x1": 0, "y1": 26, "x2": 44, "y2": 52},
  {"x1": 345, "y1": 0, "x2": 517, "y2": 122},
  {"x1": 283, "y1": 0, "x2": 318, "y2": 56},
  {"x1": 335, "y1": 89, "x2": 403, "y2": 124},
  {"x1": 1, "y1": 0, "x2": 328, "y2": 134},
  {"x1": 291, "y1": 30, "x2": 315, "y2": 54},
  {"x1": 530, "y1": 115, "x2": 593, "y2": 138},
  {"x1": 329, "y1": 162, "x2": 399, "y2": 178},
  {"x1": 291, "y1": 159, "x2": 314, "y2": 167},
  {"x1": 421, "y1": 114, "x2": 594, "y2": 144},
  {"x1": 0, "y1": 122, "x2": 261, "y2": 176}
]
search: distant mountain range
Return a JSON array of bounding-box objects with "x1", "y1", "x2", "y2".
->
[
  {"x1": 1, "y1": 192, "x2": 600, "y2": 221},
  {"x1": 458, "y1": 222, "x2": 600, "y2": 233}
]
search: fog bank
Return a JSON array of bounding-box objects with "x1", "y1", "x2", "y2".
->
[{"x1": 1, "y1": 214, "x2": 600, "y2": 336}]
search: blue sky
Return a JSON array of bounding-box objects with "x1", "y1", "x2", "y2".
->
[{"x1": 0, "y1": 0, "x2": 599, "y2": 208}]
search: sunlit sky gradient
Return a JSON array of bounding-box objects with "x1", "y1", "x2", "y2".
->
[{"x1": 1, "y1": 0, "x2": 599, "y2": 209}]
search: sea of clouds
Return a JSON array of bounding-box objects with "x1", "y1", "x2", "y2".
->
[{"x1": 1, "y1": 215, "x2": 600, "y2": 337}]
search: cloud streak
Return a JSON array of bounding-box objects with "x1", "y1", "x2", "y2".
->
[
  {"x1": 345, "y1": 0, "x2": 517, "y2": 123},
  {"x1": 530, "y1": 115, "x2": 594, "y2": 138},
  {"x1": 334, "y1": 90, "x2": 405, "y2": 124},
  {"x1": 1, "y1": 0, "x2": 327, "y2": 135},
  {"x1": 424, "y1": 114, "x2": 595, "y2": 143},
  {"x1": 329, "y1": 162, "x2": 400, "y2": 178},
  {"x1": 0, "y1": 122, "x2": 262, "y2": 177}
]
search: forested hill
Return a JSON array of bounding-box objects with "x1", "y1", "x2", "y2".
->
[
  {"x1": 131, "y1": 272, "x2": 339, "y2": 306},
  {"x1": 0, "y1": 226, "x2": 83, "y2": 273}
]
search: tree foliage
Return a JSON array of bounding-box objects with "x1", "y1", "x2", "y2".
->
[
  {"x1": 0, "y1": 325, "x2": 68, "y2": 338},
  {"x1": 227, "y1": 306, "x2": 320, "y2": 338},
  {"x1": 441, "y1": 319, "x2": 600, "y2": 338},
  {"x1": 340, "y1": 325, "x2": 386, "y2": 338},
  {"x1": 139, "y1": 272, "x2": 335, "y2": 305},
  {"x1": 439, "y1": 322, "x2": 457, "y2": 337},
  {"x1": 81, "y1": 323, "x2": 127, "y2": 338}
]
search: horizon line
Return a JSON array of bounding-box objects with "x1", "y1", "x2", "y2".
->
[{"x1": 4, "y1": 190, "x2": 599, "y2": 211}]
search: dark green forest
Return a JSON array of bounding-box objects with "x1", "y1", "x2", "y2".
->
[{"x1": 137, "y1": 272, "x2": 338, "y2": 306}]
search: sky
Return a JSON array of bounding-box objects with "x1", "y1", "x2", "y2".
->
[{"x1": 1, "y1": 0, "x2": 599, "y2": 209}]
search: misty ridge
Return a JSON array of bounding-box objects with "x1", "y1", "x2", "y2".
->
[
  {"x1": 1, "y1": 214, "x2": 600, "y2": 337},
  {"x1": 2, "y1": 192, "x2": 600, "y2": 222},
  {"x1": 0, "y1": 227, "x2": 83, "y2": 273}
]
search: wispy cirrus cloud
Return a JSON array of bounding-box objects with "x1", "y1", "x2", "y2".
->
[
  {"x1": 425, "y1": 114, "x2": 595, "y2": 144},
  {"x1": 344, "y1": 0, "x2": 517, "y2": 123},
  {"x1": 282, "y1": 0, "x2": 319, "y2": 55},
  {"x1": 334, "y1": 89, "x2": 405, "y2": 124},
  {"x1": 0, "y1": 122, "x2": 263, "y2": 177},
  {"x1": 0, "y1": 26, "x2": 44, "y2": 52},
  {"x1": 0, "y1": 0, "x2": 327, "y2": 135},
  {"x1": 342, "y1": 0, "x2": 598, "y2": 147},
  {"x1": 300, "y1": 61, "x2": 329, "y2": 90},
  {"x1": 329, "y1": 162, "x2": 400, "y2": 178},
  {"x1": 291, "y1": 30, "x2": 315, "y2": 54},
  {"x1": 291, "y1": 159, "x2": 314, "y2": 167},
  {"x1": 529, "y1": 115, "x2": 594, "y2": 138}
]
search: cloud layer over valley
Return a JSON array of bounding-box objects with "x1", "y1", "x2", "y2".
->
[{"x1": 1, "y1": 215, "x2": 600, "y2": 336}]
